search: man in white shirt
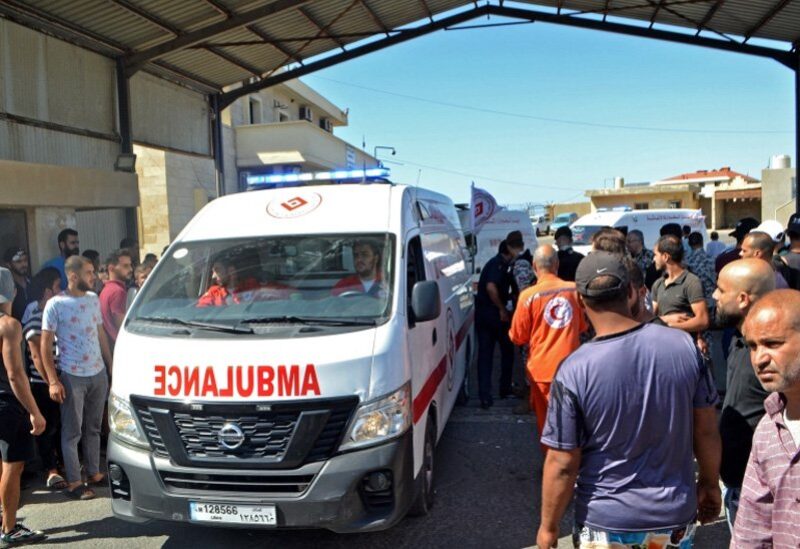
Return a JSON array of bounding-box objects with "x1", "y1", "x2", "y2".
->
[{"x1": 42, "y1": 256, "x2": 113, "y2": 501}]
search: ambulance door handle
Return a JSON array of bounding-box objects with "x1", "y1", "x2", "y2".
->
[{"x1": 432, "y1": 329, "x2": 437, "y2": 346}]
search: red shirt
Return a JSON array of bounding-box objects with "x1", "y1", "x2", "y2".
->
[
  {"x1": 99, "y1": 279, "x2": 127, "y2": 343},
  {"x1": 197, "y1": 278, "x2": 261, "y2": 307},
  {"x1": 332, "y1": 274, "x2": 383, "y2": 297}
]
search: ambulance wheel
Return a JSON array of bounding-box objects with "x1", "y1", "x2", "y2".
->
[{"x1": 408, "y1": 415, "x2": 436, "y2": 517}]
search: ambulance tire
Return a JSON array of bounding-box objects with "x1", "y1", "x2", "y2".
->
[{"x1": 408, "y1": 415, "x2": 436, "y2": 517}]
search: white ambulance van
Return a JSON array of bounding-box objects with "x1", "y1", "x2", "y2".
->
[
  {"x1": 107, "y1": 173, "x2": 475, "y2": 532},
  {"x1": 457, "y1": 209, "x2": 538, "y2": 279},
  {"x1": 570, "y1": 208, "x2": 708, "y2": 256}
]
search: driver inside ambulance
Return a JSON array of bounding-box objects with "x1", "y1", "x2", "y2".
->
[
  {"x1": 332, "y1": 240, "x2": 386, "y2": 298},
  {"x1": 197, "y1": 256, "x2": 261, "y2": 307}
]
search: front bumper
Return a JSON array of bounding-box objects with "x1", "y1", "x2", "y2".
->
[{"x1": 107, "y1": 431, "x2": 415, "y2": 533}]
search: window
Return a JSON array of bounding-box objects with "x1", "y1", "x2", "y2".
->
[
  {"x1": 634, "y1": 202, "x2": 648, "y2": 210},
  {"x1": 248, "y1": 97, "x2": 262, "y2": 124},
  {"x1": 668, "y1": 200, "x2": 682, "y2": 209},
  {"x1": 279, "y1": 112, "x2": 288, "y2": 122},
  {"x1": 406, "y1": 236, "x2": 426, "y2": 327},
  {"x1": 0, "y1": 209, "x2": 29, "y2": 262}
]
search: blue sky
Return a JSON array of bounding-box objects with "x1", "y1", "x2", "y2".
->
[{"x1": 302, "y1": 13, "x2": 795, "y2": 207}]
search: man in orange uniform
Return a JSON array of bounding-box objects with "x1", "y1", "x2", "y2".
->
[{"x1": 509, "y1": 244, "x2": 587, "y2": 448}]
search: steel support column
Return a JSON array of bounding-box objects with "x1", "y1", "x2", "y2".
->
[
  {"x1": 795, "y1": 52, "x2": 800, "y2": 214},
  {"x1": 116, "y1": 58, "x2": 133, "y2": 155},
  {"x1": 210, "y1": 94, "x2": 226, "y2": 198}
]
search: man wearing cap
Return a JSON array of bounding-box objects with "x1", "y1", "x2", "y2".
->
[
  {"x1": 3, "y1": 248, "x2": 30, "y2": 322},
  {"x1": 554, "y1": 227, "x2": 583, "y2": 282},
  {"x1": 536, "y1": 252, "x2": 721, "y2": 548},
  {"x1": 716, "y1": 217, "x2": 759, "y2": 274},
  {"x1": 0, "y1": 267, "x2": 47, "y2": 545},
  {"x1": 783, "y1": 213, "x2": 800, "y2": 285}
]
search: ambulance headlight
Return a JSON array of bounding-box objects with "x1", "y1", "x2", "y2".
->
[
  {"x1": 340, "y1": 384, "x2": 411, "y2": 451},
  {"x1": 108, "y1": 393, "x2": 150, "y2": 449}
]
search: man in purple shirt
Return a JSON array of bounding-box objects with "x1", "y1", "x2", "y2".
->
[
  {"x1": 99, "y1": 249, "x2": 133, "y2": 347},
  {"x1": 734, "y1": 290, "x2": 800, "y2": 547},
  {"x1": 536, "y1": 252, "x2": 721, "y2": 548}
]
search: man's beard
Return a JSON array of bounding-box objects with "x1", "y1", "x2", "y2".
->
[
  {"x1": 715, "y1": 307, "x2": 741, "y2": 329},
  {"x1": 77, "y1": 279, "x2": 93, "y2": 292},
  {"x1": 65, "y1": 248, "x2": 79, "y2": 258}
]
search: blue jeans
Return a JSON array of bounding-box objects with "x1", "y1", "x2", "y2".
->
[
  {"x1": 723, "y1": 484, "x2": 740, "y2": 532},
  {"x1": 476, "y1": 319, "x2": 514, "y2": 404}
]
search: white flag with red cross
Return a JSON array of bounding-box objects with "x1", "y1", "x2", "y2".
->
[{"x1": 470, "y1": 182, "x2": 498, "y2": 234}]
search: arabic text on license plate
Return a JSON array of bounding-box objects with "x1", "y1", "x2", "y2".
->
[{"x1": 189, "y1": 502, "x2": 277, "y2": 525}]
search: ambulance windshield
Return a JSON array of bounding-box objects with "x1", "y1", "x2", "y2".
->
[
  {"x1": 126, "y1": 233, "x2": 394, "y2": 333},
  {"x1": 570, "y1": 225, "x2": 604, "y2": 246}
]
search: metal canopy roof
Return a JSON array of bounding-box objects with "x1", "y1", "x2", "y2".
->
[{"x1": 1, "y1": 0, "x2": 798, "y2": 100}]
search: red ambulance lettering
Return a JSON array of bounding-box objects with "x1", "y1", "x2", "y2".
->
[
  {"x1": 277, "y1": 365, "x2": 299, "y2": 396},
  {"x1": 154, "y1": 365, "x2": 166, "y2": 396},
  {"x1": 152, "y1": 364, "x2": 321, "y2": 397},
  {"x1": 302, "y1": 365, "x2": 321, "y2": 395},
  {"x1": 236, "y1": 366, "x2": 254, "y2": 397}
]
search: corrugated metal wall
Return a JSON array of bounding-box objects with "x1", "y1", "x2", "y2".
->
[
  {"x1": 75, "y1": 208, "x2": 129, "y2": 259},
  {"x1": 0, "y1": 119, "x2": 118, "y2": 170},
  {"x1": 131, "y1": 72, "x2": 211, "y2": 156},
  {"x1": 0, "y1": 19, "x2": 115, "y2": 134}
]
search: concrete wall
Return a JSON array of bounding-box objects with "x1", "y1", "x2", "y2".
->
[
  {"x1": 28, "y1": 207, "x2": 77, "y2": 268},
  {"x1": 134, "y1": 144, "x2": 215, "y2": 256},
  {"x1": 548, "y1": 201, "x2": 592, "y2": 220},
  {"x1": 590, "y1": 191, "x2": 699, "y2": 213},
  {"x1": 761, "y1": 166, "x2": 797, "y2": 225}
]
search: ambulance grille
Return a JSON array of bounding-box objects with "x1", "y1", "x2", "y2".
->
[
  {"x1": 173, "y1": 412, "x2": 297, "y2": 460},
  {"x1": 159, "y1": 471, "x2": 314, "y2": 494},
  {"x1": 136, "y1": 408, "x2": 168, "y2": 457},
  {"x1": 131, "y1": 395, "x2": 358, "y2": 468}
]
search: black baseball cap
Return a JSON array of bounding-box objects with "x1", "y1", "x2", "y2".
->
[
  {"x1": 729, "y1": 217, "x2": 759, "y2": 239},
  {"x1": 575, "y1": 252, "x2": 629, "y2": 298},
  {"x1": 788, "y1": 213, "x2": 800, "y2": 237}
]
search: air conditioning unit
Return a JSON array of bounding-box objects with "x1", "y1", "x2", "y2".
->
[
  {"x1": 320, "y1": 118, "x2": 332, "y2": 132},
  {"x1": 299, "y1": 106, "x2": 312, "y2": 122}
]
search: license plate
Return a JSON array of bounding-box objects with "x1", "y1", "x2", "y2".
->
[{"x1": 189, "y1": 502, "x2": 277, "y2": 526}]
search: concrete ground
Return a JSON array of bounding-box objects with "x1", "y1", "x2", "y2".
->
[{"x1": 16, "y1": 353, "x2": 731, "y2": 548}]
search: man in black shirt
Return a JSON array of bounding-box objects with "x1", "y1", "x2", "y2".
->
[
  {"x1": 783, "y1": 213, "x2": 800, "y2": 288},
  {"x1": 3, "y1": 248, "x2": 30, "y2": 322},
  {"x1": 712, "y1": 258, "x2": 775, "y2": 530},
  {"x1": 715, "y1": 217, "x2": 759, "y2": 274},
  {"x1": 0, "y1": 267, "x2": 46, "y2": 544},
  {"x1": 554, "y1": 226, "x2": 583, "y2": 282},
  {"x1": 475, "y1": 241, "x2": 515, "y2": 409}
]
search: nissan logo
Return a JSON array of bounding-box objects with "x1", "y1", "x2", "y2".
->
[{"x1": 217, "y1": 423, "x2": 245, "y2": 450}]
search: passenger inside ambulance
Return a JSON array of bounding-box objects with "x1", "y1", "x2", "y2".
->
[
  {"x1": 196, "y1": 255, "x2": 262, "y2": 307},
  {"x1": 331, "y1": 239, "x2": 387, "y2": 299}
]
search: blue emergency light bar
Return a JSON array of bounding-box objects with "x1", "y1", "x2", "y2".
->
[{"x1": 246, "y1": 167, "x2": 390, "y2": 190}]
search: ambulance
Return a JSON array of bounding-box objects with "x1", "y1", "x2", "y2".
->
[
  {"x1": 570, "y1": 208, "x2": 708, "y2": 256},
  {"x1": 107, "y1": 169, "x2": 475, "y2": 532}
]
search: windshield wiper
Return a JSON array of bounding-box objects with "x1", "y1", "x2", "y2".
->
[
  {"x1": 134, "y1": 316, "x2": 254, "y2": 334},
  {"x1": 241, "y1": 315, "x2": 377, "y2": 327}
]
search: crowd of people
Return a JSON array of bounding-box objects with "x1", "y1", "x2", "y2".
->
[
  {"x1": 476, "y1": 215, "x2": 800, "y2": 547},
  {"x1": 0, "y1": 229, "x2": 158, "y2": 546}
]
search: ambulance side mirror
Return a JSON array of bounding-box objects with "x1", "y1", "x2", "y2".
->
[{"x1": 411, "y1": 280, "x2": 441, "y2": 323}]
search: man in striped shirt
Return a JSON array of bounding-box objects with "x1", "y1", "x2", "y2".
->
[
  {"x1": 734, "y1": 289, "x2": 800, "y2": 547},
  {"x1": 21, "y1": 267, "x2": 65, "y2": 490}
]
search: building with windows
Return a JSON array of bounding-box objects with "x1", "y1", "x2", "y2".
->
[{"x1": 584, "y1": 167, "x2": 762, "y2": 229}]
